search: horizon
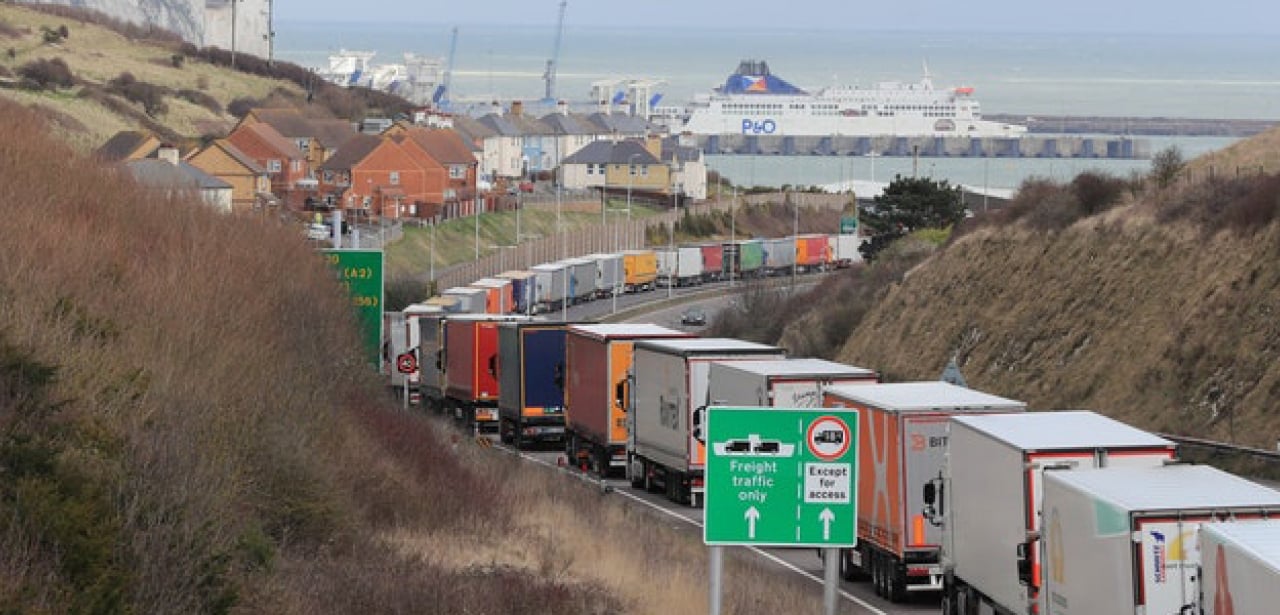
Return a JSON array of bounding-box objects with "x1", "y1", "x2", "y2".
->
[{"x1": 274, "y1": 1, "x2": 1280, "y2": 37}]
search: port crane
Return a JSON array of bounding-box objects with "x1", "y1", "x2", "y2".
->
[
  {"x1": 433, "y1": 26, "x2": 459, "y2": 110},
  {"x1": 542, "y1": 1, "x2": 567, "y2": 103}
]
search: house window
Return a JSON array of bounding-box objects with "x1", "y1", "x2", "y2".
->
[
  {"x1": 268, "y1": 159, "x2": 281, "y2": 173},
  {"x1": 449, "y1": 165, "x2": 466, "y2": 179},
  {"x1": 292, "y1": 160, "x2": 302, "y2": 173},
  {"x1": 323, "y1": 170, "x2": 334, "y2": 183},
  {"x1": 389, "y1": 171, "x2": 400, "y2": 185}
]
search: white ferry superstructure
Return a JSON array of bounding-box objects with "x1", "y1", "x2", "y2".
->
[
  {"x1": 675, "y1": 60, "x2": 1026, "y2": 138},
  {"x1": 317, "y1": 49, "x2": 444, "y2": 106}
]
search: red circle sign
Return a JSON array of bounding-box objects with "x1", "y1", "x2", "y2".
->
[
  {"x1": 806, "y1": 415, "x2": 852, "y2": 461},
  {"x1": 396, "y1": 352, "x2": 418, "y2": 374}
]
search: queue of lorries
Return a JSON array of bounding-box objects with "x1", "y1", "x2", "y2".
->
[{"x1": 383, "y1": 232, "x2": 1279, "y2": 615}]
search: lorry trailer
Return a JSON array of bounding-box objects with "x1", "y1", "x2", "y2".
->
[
  {"x1": 934, "y1": 411, "x2": 1177, "y2": 615},
  {"x1": 707, "y1": 358, "x2": 877, "y2": 409},
  {"x1": 563, "y1": 324, "x2": 693, "y2": 476},
  {"x1": 497, "y1": 321, "x2": 569, "y2": 448},
  {"x1": 1040, "y1": 464, "x2": 1280, "y2": 615},
  {"x1": 822, "y1": 381, "x2": 1026, "y2": 602},
  {"x1": 1199, "y1": 521, "x2": 1280, "y2": 615},
  {"x1": 627, "y1": 338, "x2": 785, "y2": 506},
  {"x1": 443, "y1": 314, "x2": 530, "y2": 437}
]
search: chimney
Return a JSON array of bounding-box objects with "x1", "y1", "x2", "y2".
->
[
  {"x1": 510, "y1": 100, "x2": 524, "y2": 117},
  {"x1": 557, "y1": 99, "x2": 569, "y2": 115},
  {"x1": 157, "y1": 144, "x2": 180, "y2": 165},
  {"x1": 491, "y1": 100, "x2": 503, "y2": 116}
]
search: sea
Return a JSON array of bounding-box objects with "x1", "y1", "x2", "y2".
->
[{"x1": 272, "y1": 22, "x2": 1280, "y2": 193}]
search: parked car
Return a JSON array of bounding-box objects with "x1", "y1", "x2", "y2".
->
[
  {"x1": 680, "y1": 307, "x2": 707, "y2": 327},
  {"x1": 305, "y1": 223, "x2": 329, "y2": 241}
]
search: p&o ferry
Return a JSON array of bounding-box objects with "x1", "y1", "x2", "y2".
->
[{"x1": 675, "y1": 60, "x2": 1026, "y2": 138}]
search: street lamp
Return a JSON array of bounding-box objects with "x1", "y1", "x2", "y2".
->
[
  {"x1": 626, "y1": 152, "x2": 641, "y2": 228},
  {"x1": 729, "y1": 185, "x2": 736, "y2": 288}
]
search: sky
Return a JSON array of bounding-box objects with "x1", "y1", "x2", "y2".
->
[{"x1": 276, "y1": 1, "x2": 1280, "y2": 35}]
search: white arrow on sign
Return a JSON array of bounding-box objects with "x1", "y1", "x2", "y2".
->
[
  {"x1": 819, "y1": 508, "x2": 835, "y2": 540},
  {"x1": 745, "y1": 506, "x2": 761, "y2": 539}
]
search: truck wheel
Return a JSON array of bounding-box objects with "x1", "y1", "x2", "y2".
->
[
  {"x1": 643, "y1": 461, "x2": 660, "y2": 494},
  {"x1": 887, "y1": 560, "x2": 907, "y2": 603},
  {"x1": 596, "y1": 447, "x2": 610, "y2": 478},
  {"x1": 869, "y1": 550, "x2": 884, "y2": 597}
]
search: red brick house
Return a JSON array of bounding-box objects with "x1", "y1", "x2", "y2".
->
[
  {"x1": 317, "y1": 133, "x2": 428, "y2": 222},
  {"x1": 386, "y1": 125, "x2": 479, "y2": 219},
  {"x1": 225, "y1": 121, "x2": 309, "y2": 208}
]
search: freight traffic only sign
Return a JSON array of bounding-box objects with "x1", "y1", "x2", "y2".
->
[
  {"x1": 703, "y1": 407, "x2": 858, "y2": 547},
  {"x1": 322, "y1": 249, "x2": 383, "y2": 369}
]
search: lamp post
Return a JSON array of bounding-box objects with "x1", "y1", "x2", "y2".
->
[
  {"x1": 627, "y1": 152, "x2": 641, "y2": 228},
  {"x1": 474, "y1": 194, "x2": 481, "y2": 261},
  {"x1": 729, "y1": 185, "x2": 736, "y2": 288},
  {"x1": 790, "y1": 188, "x2": 798, "y2": 292},
  {"x1": 429, "y1": 221, "x2": 436, "y2": 285}
]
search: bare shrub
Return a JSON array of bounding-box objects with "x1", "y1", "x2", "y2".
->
[
  {"x1": 1071, "y1": 171, "x2": 1129, "y2": 216},
  {"x1": 227, "y1": 96, "x2": 259, "y2": 118},
  {"x1": 16, "y1": 57, "x2": 74, "y2": 90},
  {"x1": 175, "y1": 88, "x2": 222, "y2": 114}
]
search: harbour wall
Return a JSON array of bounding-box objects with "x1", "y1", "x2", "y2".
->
[{"x1": 696, "y1": 134, "x2": 1152, "y2": 160}]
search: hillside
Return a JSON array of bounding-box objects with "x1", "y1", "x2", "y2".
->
[
  {"x1": 0, "y1": 3, "x2": 407, "y2": 153},
  {"x1": 824, "y1": 131, "x2": 1280, "y2": 448}
]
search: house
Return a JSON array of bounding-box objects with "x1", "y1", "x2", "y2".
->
[
  {"x1": 225, "y1": 120, "x2": 309, "y2": 208},
  {"x1": 125, "y1": 146, "x2": 233, "y2": 213},
  {"x1": 383, "y1": 126, "x2": 478, "y2": 219},
  {"x1": 186, "y1": 139, "x2": 273, "y2": 212},
  {"x1": 95, "y1": 131, "x2": 162, "y2": 163},
  {"x1": 501, "y1": 102, "x2": 558, "y2": 178},
  {"x1": 471, "y1": 112, "x2": 529, "y2": 181},
  {"x1": 663, "y1": 135, "x2": 708, "y2": 200},
  {"x1": 559, "y1": 139, "x2": 665, "y2": 197},
  {"x1": 540, "y1": 110, "x2": 599, "y2": 173},
  {"x1": 317, "y1": 133, "x2": 428, "y2": 222},
  {"x1": 238, "y1": 108, "x2": 359, "y2": 175}
]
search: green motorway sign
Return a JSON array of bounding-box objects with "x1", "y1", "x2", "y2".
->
[
  {"x1": 704, "y1": 407, "x2": 858, "y2": 547},
  {"x1": 322, "y1": 249, "x2": 383, "y2": 368}
]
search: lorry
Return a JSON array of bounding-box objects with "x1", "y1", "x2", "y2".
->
[
  {"x1": 497, "y1": 320, "x2": 569, "y2": 448},
  {"x1": 495, "y1": 270, "x2": 538, "y2": 314},
  {"x1": 627, "y1": 338, "x2": 785, "y2": 506},
  {"x1": 584, "y1": 253, "x2": 623, "y2": 299},
  {"x1": 559, "y1": 257, "x2": 596, "y2": 305},
  {"x1": 622, "y1": 249, "x2": 657, "y2": 292},
  {"x1": 415, "y1": 311, "x2": 450, "y2": 412},
  {"x1": 386, "y1": 303, "x2": 443, "y2": 404},
  {"x1": 1199, "y1": 522, "x2": 1280, "y2": 615},
  {"x1": 699, "y1": 243, "x2": 724, "y2": 282},
  {"x1": 762, "y1": 237, "x2": 795, "y2": 276},
  {"x1": 470, "y1": 277, "x2": 515, "y2": 314},
  {"x1": 657, "y1": 246, "x2": 703, "y2": 288},
  {"x1": 829, "y1": 233, "x2": 864, "y2": 268},
  {"x1": 443, "y1": 314, "x2": 530, "y2": 437},
  {"x1": 442, "y1": 286, "x2": 488, "y2": 314},
  {"x1": 931, "y1": 411, "x2": 1178, "y2": 615},
  {"x1": 563, "y1": 324, "x2": 693, "y2": 476},
  {"x1": 1039, "y1": 465, "x2": 1280, "y2": 615},
  {"x1": 822, "y1": 382, "x2": 1026, "y2": 602},
  {"x1": 530, "y1": 262, "x2": 569, "y2": 313},
  {"x1": 794, "y1": 233, "x2": 831, "y2": 273},
  {"x1": 724, "y1": 239, "x2": 765, "y2": 279},
  {"x1": 707, "y1": 358, "x2": 878, "y2": 409}
]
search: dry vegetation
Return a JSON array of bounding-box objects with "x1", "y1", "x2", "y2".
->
[
  {"x1": 0, "y1": 2, "x2": 410, "y2": 153},
  {"x1": 0, "y1": 98, "x2": 845, "y2": 613}
]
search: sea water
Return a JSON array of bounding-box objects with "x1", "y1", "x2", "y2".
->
[{"x1": 273, "y1": 22, "x2": 1280, "y2": 191}]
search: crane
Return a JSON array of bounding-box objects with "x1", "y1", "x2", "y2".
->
[
  {"x1": 542, "y1": 1, "x2": 567, "y2": 103},
  {"x1": 433, "y1": 26, "x2": 459, "y2": 110}
]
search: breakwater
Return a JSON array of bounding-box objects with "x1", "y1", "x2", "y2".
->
[{"x1": 696, "y1": 134, "x2": 1152, "y2": 160}]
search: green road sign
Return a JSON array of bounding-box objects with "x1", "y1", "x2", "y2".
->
[
  {"x1": 704, "y1": 407, "x2": 858, "y2": 547},
  {"x1": 840, "y1": 215, "x2": 858, "y2": 234},
  {"x1": 322, "y1": 249, "x2": 383, "y2": 368}
]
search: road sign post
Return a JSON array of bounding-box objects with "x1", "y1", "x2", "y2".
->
[
  {"x1": 704, "y1": 406, "x2": 857, "y2": 615},
  {"x1": 322, "y1": 249, "x2": 384, "y2": 369}
]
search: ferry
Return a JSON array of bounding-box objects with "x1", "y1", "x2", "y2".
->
[
  {"x1": 317, "y1": 50, "x2": 444, "y2": 106},
  {"x1": 674, "y1": 60, "x2": 1026, "y2": 138}
]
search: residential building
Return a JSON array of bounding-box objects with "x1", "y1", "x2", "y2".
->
[
  {"x1": 125, "y1": 146, "x2": 233, "y2": 213},
  {"x1": 317, "y1": 134, "x2": 427, "y2": 222},
  {"x1": 186, "y1": 139, "x2": 273, "y2": 212},
  {"x1": 225, "y1": 121, "x2": 309, "y2": 208},
  {"x1": 95, "y1": 131, "x2": 162, "y2": 163}
]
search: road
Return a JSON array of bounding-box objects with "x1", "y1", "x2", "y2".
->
[
  {"x1": 514, "y1": 447, "x2": 937, "y2": 615},
  {"x1": 504, "y1": 274, "x2": 938, "y2": 615}
]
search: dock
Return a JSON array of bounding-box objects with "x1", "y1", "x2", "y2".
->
[{"x1": 695, "y1": 134, "x2": 1151, "y2": 159}]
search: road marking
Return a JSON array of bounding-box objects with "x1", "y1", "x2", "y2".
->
[{"x1": 501, "y1": 445, "x2": 888, "y2": 615}]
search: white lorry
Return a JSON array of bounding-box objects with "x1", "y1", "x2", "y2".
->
[
  {"x1": 931, "y1": 411, "x2": 1178, "y2": 615},
  {"x1": 1199, "y1": 521, "x2": 1280, "y2": 615},
  {"x1": 626, "y1": 338, "x2": 784, "y2": 506},
  {"x1": 707, "y1": 358, "x2": 877, "y2": 408},
  {"x1": 1039, "y1": 464, "x2": 1280, "y2": 615}
]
